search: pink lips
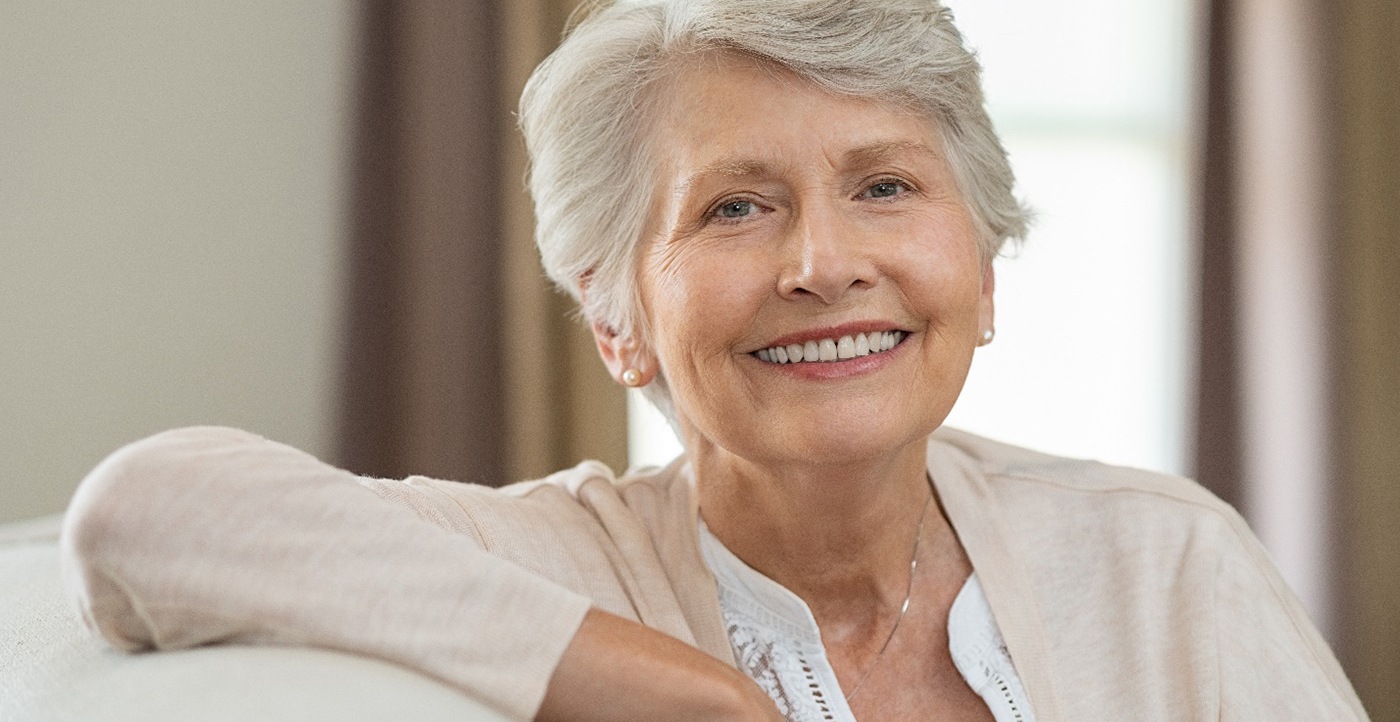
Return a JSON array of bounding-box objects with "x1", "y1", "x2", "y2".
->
[{"x1": 749, "y1": 323, "x2": 910, "y2": 381}]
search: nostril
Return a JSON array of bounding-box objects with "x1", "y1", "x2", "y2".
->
[
  {"x1": 778, "y1": 279, "x2": 874, "y2": 305},
  {"x1": 775, "y1": 241, "x2": 879, "y2": 304}
]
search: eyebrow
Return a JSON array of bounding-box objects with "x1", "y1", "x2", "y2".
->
[
  {"x1": 675, "y1": 160, "x2": 770, "y2": 199},
  {"x1": 844, "y1": 140, "x2": 941, "y2": 167},
  {"x1": 675, "y1": 140, "x2": 941, "y2": 198}
]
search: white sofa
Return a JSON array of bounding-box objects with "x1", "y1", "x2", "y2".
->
[{"x1": 0, "y1": 514, "x2": 512, "y2": 721}]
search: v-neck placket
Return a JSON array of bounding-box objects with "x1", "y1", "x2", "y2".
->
[{"x1": 698, "y1": 517, "x2": 1036, "y2": 721}]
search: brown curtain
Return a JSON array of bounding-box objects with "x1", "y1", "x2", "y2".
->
[
  {"x1": 1194, "y1": 0, "x2": 1245, "y2": 512},
  {"x1": 334, "y1": 0, "x2": 626, "y2": 487},
  {"x1": 1199, "y1": 0, "x2": 1400, "y2": 717},
  {"x1": 497, "y1": 1, "x2": 631, "y2": 482},
  {"x1": 1334, "y1": 0, "x2": 1400, "y2": 716}
]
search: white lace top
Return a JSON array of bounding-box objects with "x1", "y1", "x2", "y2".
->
[{"x1": 699, "y1": 522, "x2": 1036, "y2": 722}]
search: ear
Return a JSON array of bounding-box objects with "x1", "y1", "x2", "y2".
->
[
  {"x1": 977, "y1": 262, "x2": 996, "y2": 343},
  {"x1": 590, "y1": 320, "x2": 657, "y2": 387}
]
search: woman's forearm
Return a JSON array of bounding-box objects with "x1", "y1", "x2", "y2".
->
[{"x1": 538, "y1": 608, "x2": 784, "y2": 722}]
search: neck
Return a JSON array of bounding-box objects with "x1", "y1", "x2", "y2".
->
[{"x1": 689, "y1": 437, "x2": 934, "y2": 611}]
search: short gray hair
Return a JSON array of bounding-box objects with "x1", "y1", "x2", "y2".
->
[{"x1": 519, "y1": 0, "x2": 1030, "y2": 414}]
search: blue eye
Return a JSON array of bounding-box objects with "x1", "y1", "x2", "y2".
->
[
  {"x1": 864, "y1": 181, "x2": 905, "y2": 199},
  {"x1": 715, "y1": 200, "x2": 755, "y2": 219}
]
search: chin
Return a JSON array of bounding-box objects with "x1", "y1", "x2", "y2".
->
[{"x1": 768, "y1": 415, "x2": 939, "y2": 468}]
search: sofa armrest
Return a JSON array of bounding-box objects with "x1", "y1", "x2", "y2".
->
[{"x1": 0, "y1": 515, "x2": 514, "y2": 722}]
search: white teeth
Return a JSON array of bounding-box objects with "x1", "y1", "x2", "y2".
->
[{"x1": 755, "y1": 330, "x2": 905, "y2": 365}]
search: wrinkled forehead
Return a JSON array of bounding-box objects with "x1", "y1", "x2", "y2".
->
[
  {"x1": 647, "y1": 52, "x2": 940, "y2": 168},
  {"x1": 643, "y1": 50, "x2": 931, "y2": 144}
]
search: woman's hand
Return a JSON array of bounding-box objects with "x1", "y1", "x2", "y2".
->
[{"x1": 537, "y1": 608, "x2": 786, "y2": 722}]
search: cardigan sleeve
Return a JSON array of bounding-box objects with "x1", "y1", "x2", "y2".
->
[
  {"x1": 1213, "y1": 515, "x2": 1369, "y2": 720},
  {"x1": 59, "y1": 426, "x2": 593, "y2": 722}
]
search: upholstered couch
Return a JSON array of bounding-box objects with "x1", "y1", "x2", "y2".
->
[{"x1": 0, "y1": 514, "x2": 511, "y2": 721}]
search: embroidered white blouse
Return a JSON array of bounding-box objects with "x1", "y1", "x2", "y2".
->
[{"x1": 700, "y1": 522, "x2": 1036, "y2": 722}]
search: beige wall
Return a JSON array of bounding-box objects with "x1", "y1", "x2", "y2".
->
[{"x1": 0, "y1": 3, "x2": 354, "y2": 523}]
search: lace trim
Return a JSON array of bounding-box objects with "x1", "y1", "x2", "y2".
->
[
  {"x1": 725, "y1": 602, "x2": 838, "y2": 722},
  {"x1": 948, "y1": 575, "x2": 1037, "y2": 722}
]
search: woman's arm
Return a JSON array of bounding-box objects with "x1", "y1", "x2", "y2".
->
[
  {"x1": 540, "y1": 609, "x2": 785, "y2": 722},
  {"x1": 1212, "y1": 515, "x2": 1369, "y2": 720},
  {"x1": 60, "y1": 426, "x2": 783, "y2": 721}
]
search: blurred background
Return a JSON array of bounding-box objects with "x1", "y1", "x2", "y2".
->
[{"x1": 2, "y1": 0, "x2": 1395, "y2": 716}]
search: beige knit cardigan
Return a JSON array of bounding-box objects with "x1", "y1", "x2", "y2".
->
[{"x1": 60, "y1": 426, "x2": 1367, "y2": 721}]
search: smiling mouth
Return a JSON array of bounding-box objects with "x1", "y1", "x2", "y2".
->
[{"x1": 754, "y1": 330, "x2": 907, "y2": 364}]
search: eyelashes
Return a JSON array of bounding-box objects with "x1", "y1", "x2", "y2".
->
[
  {"x1": 704, "y1": 177, "x2": 917, "y2": 226},
  {"x1": 861, "y1": 178, "x2": 914, "y2": 200},
  {"x1": 712, "y1": 198, "x2": 761, "y2": 222}
]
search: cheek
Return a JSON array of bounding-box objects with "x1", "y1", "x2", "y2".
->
[
  {"x1": 642, "y1": 243, "x2": 768, "y2": 359},
  {"x1": 890, "y1": 227, "x2": 985, "y2": 316}
]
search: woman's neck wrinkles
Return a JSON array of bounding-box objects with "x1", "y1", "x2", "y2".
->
[{"x1": 690, "y1": 438, "x2": 934, "y2": 609}]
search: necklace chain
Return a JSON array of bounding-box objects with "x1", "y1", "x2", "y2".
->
[{"x1": 843, "y1": 491, "x2": 932, "y2": 702}]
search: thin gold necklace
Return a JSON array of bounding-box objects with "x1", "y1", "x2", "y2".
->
[{"x1": 843, "y1": 492, "x2": 932, "y2": 702}]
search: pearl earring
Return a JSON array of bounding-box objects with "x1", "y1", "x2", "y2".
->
[
  {"x1": 621, "y1": 369, "x2": 642, "y2": 387},
  {"x1": 978, "y1": 329, "x2": 995, "y2": 346}
]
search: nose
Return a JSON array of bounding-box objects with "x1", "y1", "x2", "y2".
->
[{"x1": 776, "y1": 199, "x2": 878, "y2": 304}]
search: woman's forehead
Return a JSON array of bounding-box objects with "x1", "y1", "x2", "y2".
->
[{"x1": 647, "y1": 56, "x2": 943, "y2": 176}]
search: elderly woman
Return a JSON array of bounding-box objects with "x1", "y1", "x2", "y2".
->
[{"x1": 62, "y1": 1, "x2": 1365, "y2": 720}]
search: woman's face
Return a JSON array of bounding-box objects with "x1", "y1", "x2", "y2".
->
[{"x1": 620, "y1": 54, "x2": 993, "y2": 468}]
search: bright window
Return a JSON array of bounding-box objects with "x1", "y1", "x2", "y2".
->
[{"x1": 941, "y1": 0, "x2": 1195, "y2": 475}]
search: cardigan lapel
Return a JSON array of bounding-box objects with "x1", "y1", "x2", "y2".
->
[
  {"x1": 927, "y1": 433, "x2": 1067, "y2": 721},
  {"x1": 646, "y1": 461, "x2": 738, "y2": 666}
]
